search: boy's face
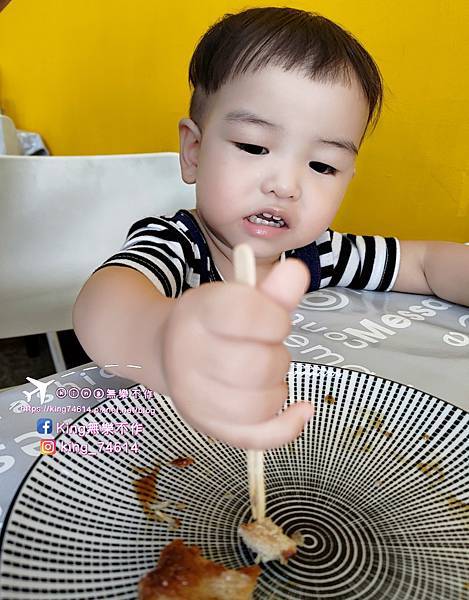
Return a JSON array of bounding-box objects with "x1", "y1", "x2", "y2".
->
[{"x1": 179, "y1": 65, "x2": 369, "y2": 268}]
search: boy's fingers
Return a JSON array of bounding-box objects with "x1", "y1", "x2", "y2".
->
[
  {"x1": 200, "y1": 402, "x2": 315, "y2": 450},
  {"x1": 201, "y1": 259, "x2": 309, "y2": 341},
  {"x1": 201, "y1": 341, "x2": 291, "y2": 392},
  {"x1": 201, "y1": 284, "x2": 292, "y2": 342},
  {"x1": 259, "y1": 258, "x2": 310, "y2": 311}
]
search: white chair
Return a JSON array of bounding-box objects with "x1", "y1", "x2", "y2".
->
[
  {"x1": 0, "y1": 113, "x2": 22, "y2": 155},
  {"x1": 0, "y1": 152, "x2": 195, "y2": 372}
]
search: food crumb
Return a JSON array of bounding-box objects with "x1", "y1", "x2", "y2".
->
[
  {"x1": 354, "y1": 427, "x2": 365, "y2": 439},
  {"x1": 133, "y1": 466, "x2": 160, "y2": 519},
  {"x1": 170, "y1": 457, "x2": 195, "y2": 468},
  {"x1": 417, "y1": 460, "x2": 445, "y2": 482},
  {"x1": 133, "y1": 465, "x2": 184, "y2": 528}
]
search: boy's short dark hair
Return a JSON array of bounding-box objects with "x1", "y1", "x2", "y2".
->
[{"x1": 189, "y1": 7, "x2": 383, "y2": 136}]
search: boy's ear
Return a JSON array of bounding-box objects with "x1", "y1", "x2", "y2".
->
[{"x1": 178, "y1": 118, "x2": 202, "y2": 184}]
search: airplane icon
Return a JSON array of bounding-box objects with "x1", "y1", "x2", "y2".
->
[{"x1": 23, "y1": 377, "x2": 55, "y2": 405}]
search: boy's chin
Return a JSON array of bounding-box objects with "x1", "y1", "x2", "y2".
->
[{"x1": 231, "y1": 241, "x2": 289, "y2": 261}]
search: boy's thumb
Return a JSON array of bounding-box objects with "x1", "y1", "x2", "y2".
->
[{"x1": 259, "y1": 258, "x2": 310, "y2": 310}]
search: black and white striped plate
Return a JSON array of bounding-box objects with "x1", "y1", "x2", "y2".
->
[{"x1": 1, "y1": 363, "x2": 468, "y2": 599}]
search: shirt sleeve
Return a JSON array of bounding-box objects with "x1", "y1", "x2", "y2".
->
[
  {"x1": 317, "y1": 229, "x2": 401, "y2": 291},
  {"x1": 94, "y1": 216, "x2": 188, "y2": 298}
]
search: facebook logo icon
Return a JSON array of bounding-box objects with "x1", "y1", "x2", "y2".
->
[{"x1": 36, "y1": 418, "x2": 53, "y2": 435}]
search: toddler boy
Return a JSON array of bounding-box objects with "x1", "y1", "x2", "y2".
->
[{"x1": 74, "y1": 7, "x2": 469, "y2": 449}]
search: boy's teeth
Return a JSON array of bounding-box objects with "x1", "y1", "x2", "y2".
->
[{"x1": 248, "y1": 214, "x2": 285, "y2": 227}]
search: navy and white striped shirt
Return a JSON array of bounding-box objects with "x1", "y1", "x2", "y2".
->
[{"x1": 97, "y1": 209, "x2": 400, "y2": 296}]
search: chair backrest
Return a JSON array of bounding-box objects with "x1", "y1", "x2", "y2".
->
[
  {"x1": 0, "y1": 152, "x2": 195, "y2": 338},
  {"x1": 0, "y1": 114, "x2": 21, "y2": 154}
]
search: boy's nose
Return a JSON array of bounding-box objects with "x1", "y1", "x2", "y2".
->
[{"x1": 261, "y1": 166, "x2": 301, "y2": 201}]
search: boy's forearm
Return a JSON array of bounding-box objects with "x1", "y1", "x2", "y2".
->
[
  {"x1": 423, "y1": 242, "x2": 469, "y2": 306},
  {"x1": 73, "y1": 267, "x2": 174, "y2": 394}
]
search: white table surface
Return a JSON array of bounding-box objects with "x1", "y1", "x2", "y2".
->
[{"x1": 1, "y1": 287, "x2": 468, "y2": 531}]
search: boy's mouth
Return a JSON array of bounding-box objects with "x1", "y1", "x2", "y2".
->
[{"x1": 246, "y1": 212, "x2": 287, "y2": 228}]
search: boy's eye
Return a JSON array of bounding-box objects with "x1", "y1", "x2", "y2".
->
[
  {"x1": 234, "y1": 144, "x2": 337, "y2": 175},
  {"x1": 234, "y1": 142, "x2": 268, "y2": 155},
  {"x1": 309, "y1": 161, "x2": 337, "y2": 175}
]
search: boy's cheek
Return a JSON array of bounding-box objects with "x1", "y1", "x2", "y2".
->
[{"x1": 200, "y1": 159, "x2": 243, "y2": 195}]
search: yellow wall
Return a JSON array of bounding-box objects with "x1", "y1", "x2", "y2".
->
[{"x1": 0, "y1": 0, "x2": 468, "y2": 241}]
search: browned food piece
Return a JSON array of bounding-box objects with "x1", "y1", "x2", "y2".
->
[
  {"x1": 133, "y1": 467, "x2": 181, "y2": 529},
  {"x1": 238, "y1": 517, "x2": 297, "y2": 565},
  {"x1": 170, "y1": 457, "x2": 195, "y2": 468},
  {"x1": 139, "y1": 540, "x2": 261, "y2": 600},
  {"x1": 133, "y1": 467, "x2": 160, "y2": 519}
]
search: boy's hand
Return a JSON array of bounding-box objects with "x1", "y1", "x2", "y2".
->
[{"x1": 160, "y1": 259, "x2": 314, "y2": 450}]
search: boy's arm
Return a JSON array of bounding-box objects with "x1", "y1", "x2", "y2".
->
[
  {"x1": 392, "y1": 240, "x2": 469, "y2": 306},
  {"x1": 73, "y1": 266, "x2": 174, "y2": 393}
]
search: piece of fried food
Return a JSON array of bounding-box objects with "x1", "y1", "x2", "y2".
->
[
  {"x1": 238, "y1": 517, "x2": 297, "y2": 565},
  {"x1": 139, "y1": 540, "x2": 261, "y2": 600}
]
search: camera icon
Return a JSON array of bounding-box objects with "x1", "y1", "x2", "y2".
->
[{"x1": 39, "y1": 439, "x2": 56, "y2": 456}]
